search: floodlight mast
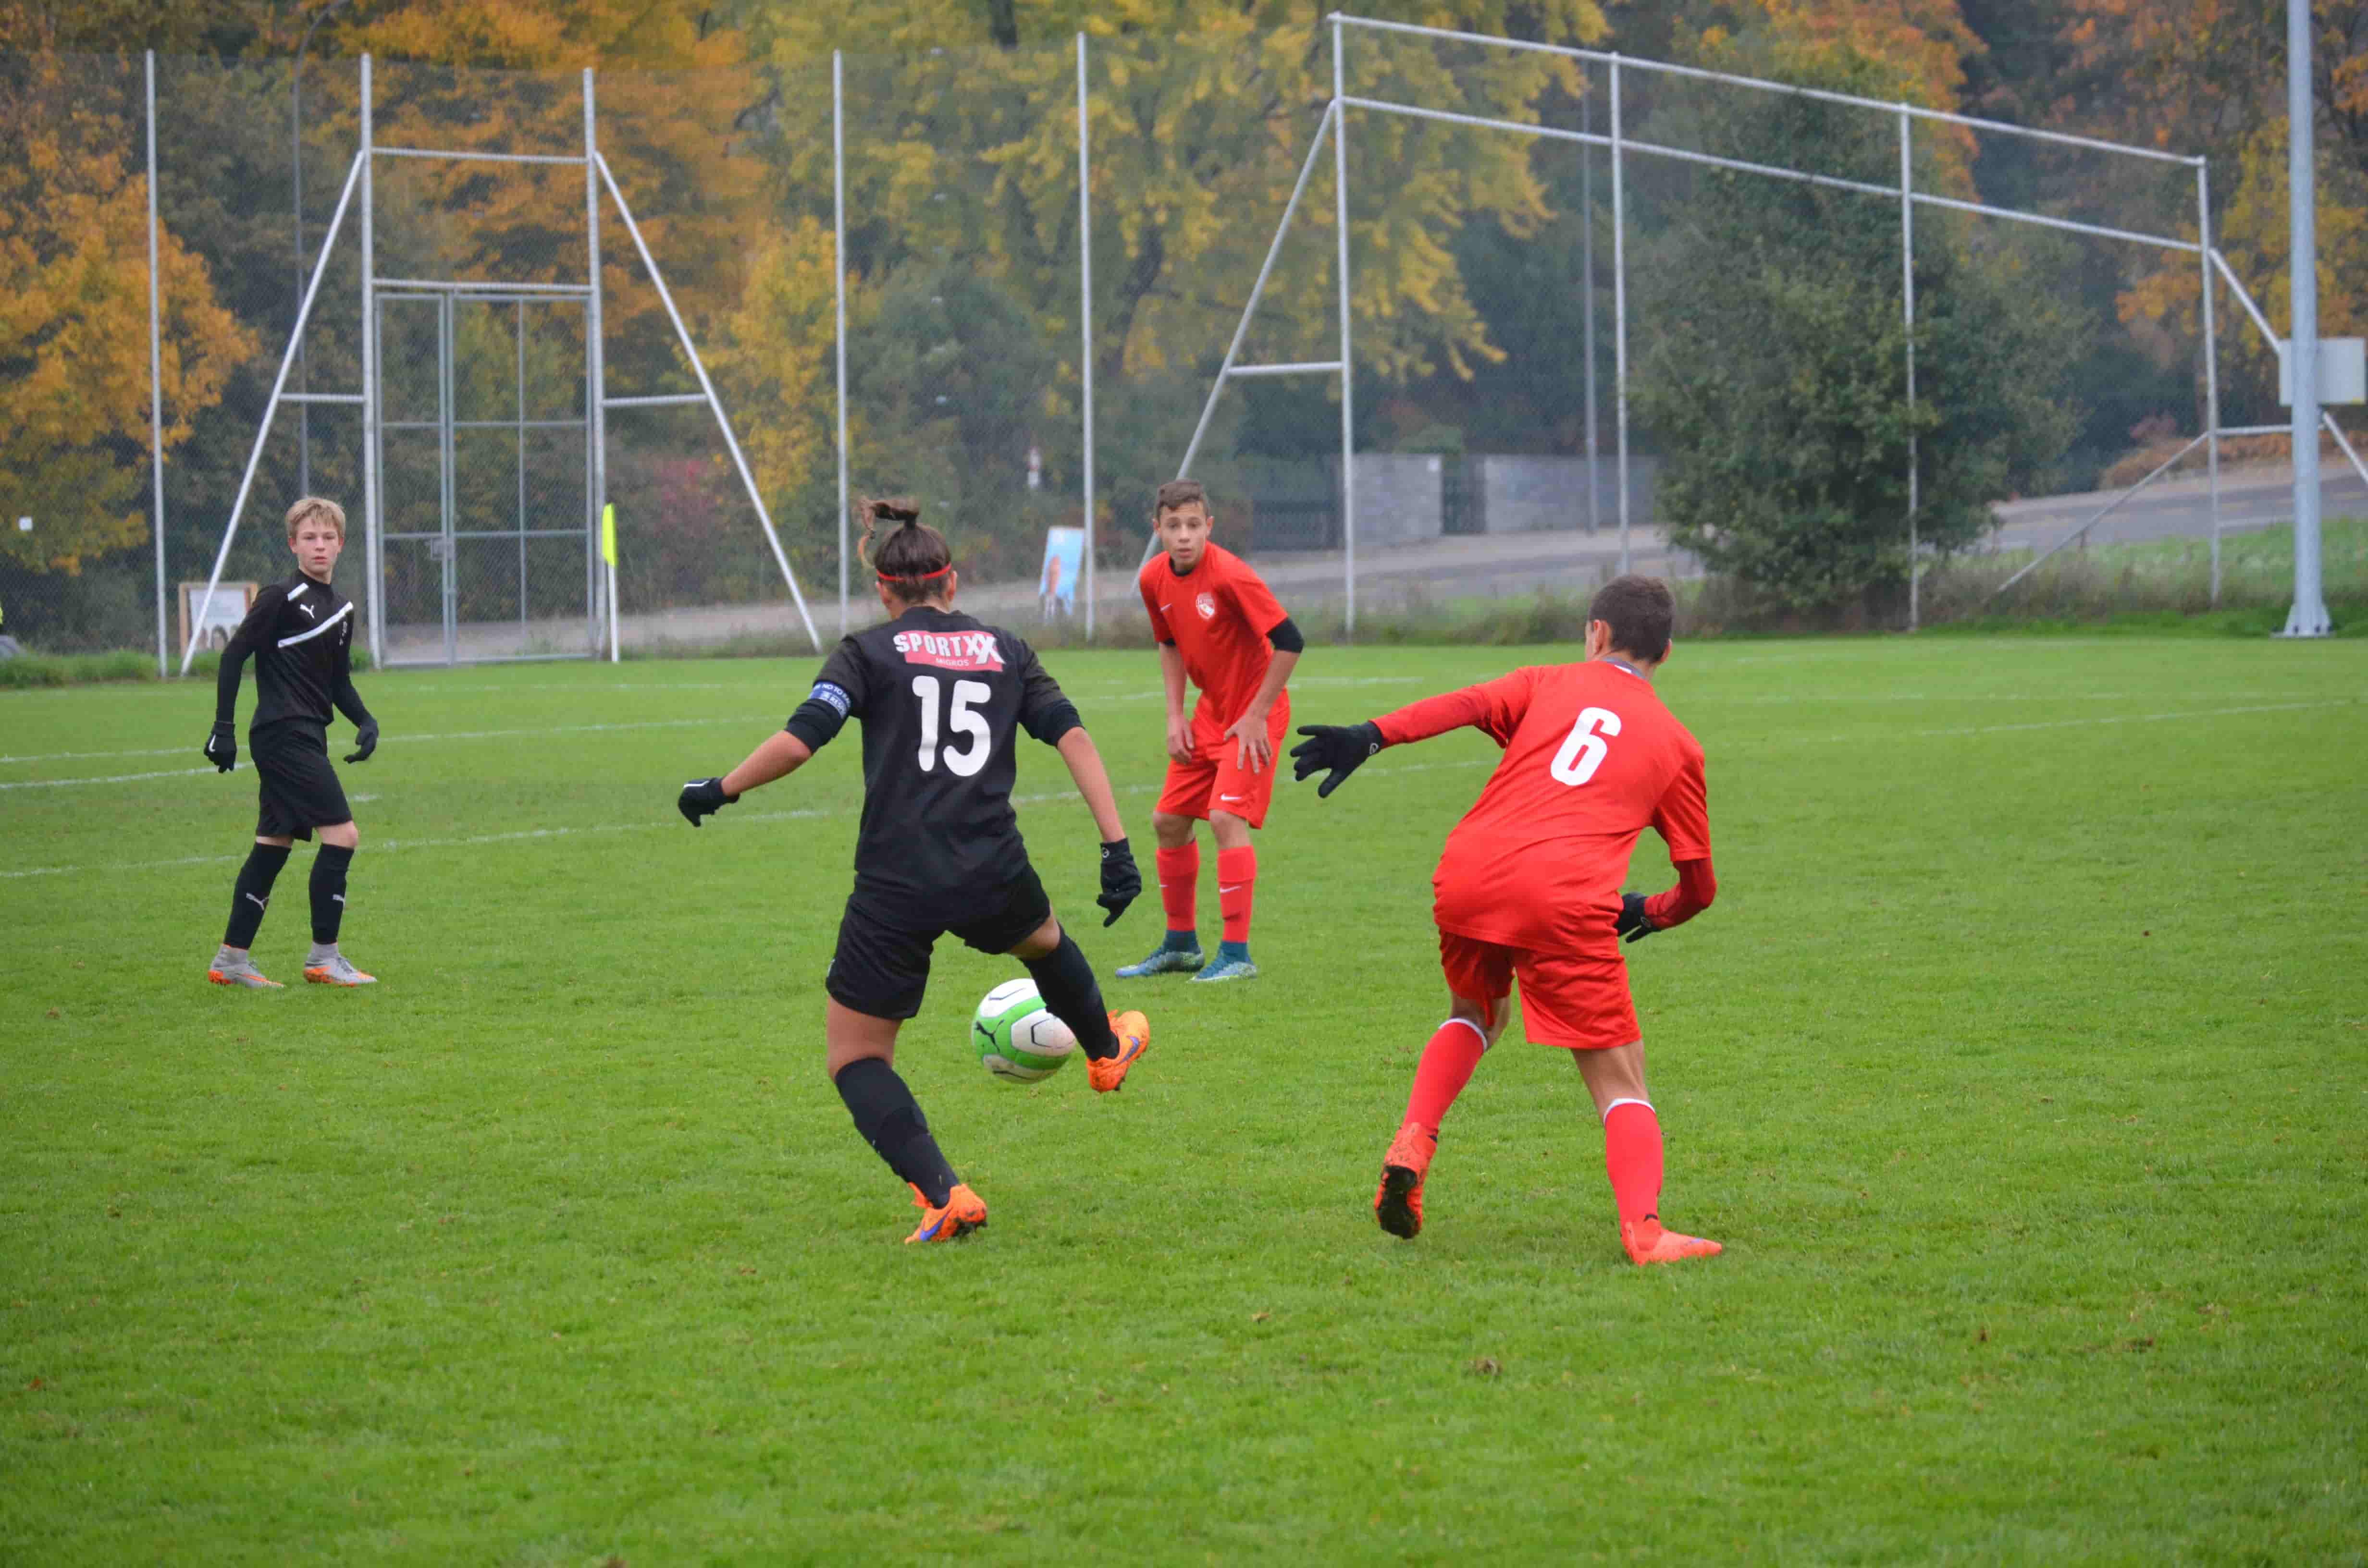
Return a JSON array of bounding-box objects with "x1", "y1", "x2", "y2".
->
[{"x1": 2281, "y1": 0, "x2": 2330, "y2": 637}]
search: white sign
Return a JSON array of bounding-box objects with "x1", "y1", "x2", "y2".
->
[
  {"x1": 14, "y1": 516, "x2": 28, "y2": 532},
  {"x1": 2278, "y1": 338, "x2": 2367, "y2": 405}
]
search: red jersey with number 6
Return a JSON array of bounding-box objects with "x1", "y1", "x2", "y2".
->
[{"x1": 1372, "y1": 661, "x2": 1710, "y2": 956}]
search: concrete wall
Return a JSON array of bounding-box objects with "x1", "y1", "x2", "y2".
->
[
  {"x1": 1350, "y1": 453, "x2": 1445, "y2": 547},
  {"x1": 1474, "y1": 455, "x2": 1659, "y2": 535}
]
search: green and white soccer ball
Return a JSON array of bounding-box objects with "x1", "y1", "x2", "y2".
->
[{"x1": 972, "y1": 979, "x2": 1079, "y2": 1083}]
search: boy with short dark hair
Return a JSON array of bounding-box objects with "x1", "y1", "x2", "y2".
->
[
  {"x1": 202, "y1": 496, "x2": 381, "y2": 989},
  {"x1": 1118, "y1": 478, "x2": 1303, "y2": 984}
]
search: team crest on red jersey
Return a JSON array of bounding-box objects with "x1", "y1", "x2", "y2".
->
[
  {"x1": 893, "y1": 628, "x2": 1006, "y2": 672},
  {"x1": 1195, "y1": 591, "x2": 1218, "y2": 621}
]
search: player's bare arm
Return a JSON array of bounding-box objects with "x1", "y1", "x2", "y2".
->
[
  {"x1": 1051, "y1": 727, "x2": 1141, "y2": 925},
  {"x1": 1158, "y1": 641, "x2": 1193, "y2": 761},
  {"x1": 1220, "y1": 647, "x2": 1298, "y2": 773}
]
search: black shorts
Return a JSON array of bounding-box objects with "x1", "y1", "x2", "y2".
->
[
  {"x1": 826, "y1": 866, "x2": 1052, "y2": 1021},
  {"x1": 250, "y1": 723, "x2": 351, "y2": 841}
]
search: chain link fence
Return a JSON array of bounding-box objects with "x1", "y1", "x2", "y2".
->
[{"x1": 3, "y1": 27, "x2": 2356, "y2": 666}]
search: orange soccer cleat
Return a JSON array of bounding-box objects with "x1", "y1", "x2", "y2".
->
[
  {"x1": 905, "y1": 1182, "x2": 988, "y2": 1244},
  {"x1": 1621, "y1": 1217, "x2": 1723, "y2": 1266},
  {"x1": 1088, "y1": 1011, "x2": 1149, "y2": 1093},
  {"x1": 1374, "y1": 1122, "x2": 1437, "y2": 1239}
]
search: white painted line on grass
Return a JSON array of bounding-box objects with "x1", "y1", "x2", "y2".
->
[{"x1": 0, "y1": 766, "x2": 217, "y2": 791}]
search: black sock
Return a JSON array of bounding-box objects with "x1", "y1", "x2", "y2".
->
[
  {"x1": 833, "y1": 1057, "x2": 960, "y2": 1206},
  {"x1": 222, "y1": 844, "x2": 291, "y2": 949},
  {"x1": 1024, "y1": 930, "x2": 1121, "y2": 1061},
  {"x1": 309, "y1": 844, "x2": 353, "y2": 945}
]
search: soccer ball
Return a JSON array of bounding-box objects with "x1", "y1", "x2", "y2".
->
[{"x1": 972, "y1": 979, "x2": 1078, "y2": 1083}]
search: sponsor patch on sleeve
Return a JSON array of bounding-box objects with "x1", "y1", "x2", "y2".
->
[{"x1": 810, "y1": 680, "x2": 852, "y2": 716}]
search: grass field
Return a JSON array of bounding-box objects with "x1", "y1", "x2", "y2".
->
[{"x1": 3, "y1": 635, "x2": 2363, "y2": 1563}]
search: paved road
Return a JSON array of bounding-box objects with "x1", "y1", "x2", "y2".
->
[{"x1": 381, "y1": 459, "x2": 2364, "y2": 662}]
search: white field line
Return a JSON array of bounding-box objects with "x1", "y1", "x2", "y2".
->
[
  {"x1": 0, "y1": 766, "x2": 219, "y2": 790},
  {"x1": 2, "y1": 697, "x2": 2356, "y2": 874}
]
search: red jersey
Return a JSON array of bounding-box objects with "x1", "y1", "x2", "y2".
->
[
  {"x1": 1139, "y1": 543, "x2": 1289, "y2": 724},
  {"x1": 1374, "y1": 661, "x2": 1711, "y2": 956}
]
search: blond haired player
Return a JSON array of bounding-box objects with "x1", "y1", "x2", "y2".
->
[{"x1": 202, "y1": 497, "x2": 381, "y2": 989}]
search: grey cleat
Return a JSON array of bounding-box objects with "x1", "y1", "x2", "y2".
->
[
  {"x1": 1116, "y1": 943, "x2": 1205, "y2": 978},
  {"x1": 303, "y1": 948, "x2": 377, "y2": 987},
  {"x1": 206, "y1": 950, "x2": 284, "y2": 989}
]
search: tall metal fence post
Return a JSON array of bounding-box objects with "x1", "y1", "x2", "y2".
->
[
  {"x1": 585, "y1": 69, "x2": 615, "y2": 662},
  {"x1": 1581, "y1": 83, "x2": 1598, "y2": 537},
  {"x1": 2198, "y1": 159, "x2": 2221, "y2": 606},
  {"x1": 360, "y1": 55, "x2": 382, "y2": 667},
  {"x1": 1900, "y1": 106, "x2": 1919, "y2": 632},
  {"x1": 2282, "y1": 0, "x2": 2329, "y2": 637},
  {"x1": 1077, "y1": 31, "x2": 1097, "y2": 639},
  {"x1": 1333, "y1": 16, "x2": 1356, "y2": 635},
  {"x1": 833, "y1": 49, "x2": 850, "y2": 636},
  {"x1": 146, "y1": 51, "x2": 167, "y2": 677},
  {"x1": 1611, "y1": 54, "x2": 1629, "y2": 576}
]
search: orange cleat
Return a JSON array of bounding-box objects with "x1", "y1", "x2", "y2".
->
[
  {"x1": 1088, "y1": 1010, "x2": 1149, "y2": 1093},
  {"x1": 207, "y1": 961, "x2": 283, "y2": 990},
  {"x1": 905, "y1": 1182, "x2": 988, "y2": 1244},
  {"x1": 1374, "y1": 1122, "x2": 1437, "y2": 1239},
  {"x1": 1621, "y1": 1217, "x2": 1723, "y2": 1266}
]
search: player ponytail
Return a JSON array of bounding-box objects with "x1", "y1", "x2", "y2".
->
[{"x1": 858, "y1": 495, "x2": 954, "y2": 602}]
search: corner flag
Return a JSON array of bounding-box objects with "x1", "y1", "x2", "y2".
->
[{"x1": 600, "y1": 502, "x2": 617, "y2": 567}]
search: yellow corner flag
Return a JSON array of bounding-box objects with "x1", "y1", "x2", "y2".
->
[{"x1": 600, "y1": 502, "x2": 617, "y2": 567}]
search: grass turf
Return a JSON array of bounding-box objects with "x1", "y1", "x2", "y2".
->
[{"x1": 2, "y1": 637, "x2": 2363, "y2": 1563}]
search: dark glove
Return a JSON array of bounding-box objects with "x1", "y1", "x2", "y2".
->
[
  {"x1": 344, "y1": 719, "x2": 379, "y2": 764},
  {"x1": 1289, "y1": 721, "x2": 1383, "y2": 799},
  {"x1": 1615, "y1": 893, "x2": 1660, "y2": 944},
  {"x1": 204, "y1": 721, "x2": 237, "y2": 773},
  {"x1": 678, "y1": 776, "x2": 739, "y2": 827},
  {"x1": 1097, "y1": 837, "x2": 1140, "y2": 927}
]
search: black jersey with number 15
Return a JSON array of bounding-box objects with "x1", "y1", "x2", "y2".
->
[{"x1": 787, "y1": 606, "x2": 1082, "y2": 914}]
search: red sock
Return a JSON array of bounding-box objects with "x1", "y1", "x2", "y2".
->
[
  {"x1": 1216, "y1": 845, "x2": 1256, "y2": 946},
  {"x1": 1602, "y1": 1099, "x2": 1664, "y2": 1230},
  {"x1": 1402, "y1": 1018, "x2": 1488, "y2": 1134},
  {"x1": 1155, "y1": 843, "x2": 1199, "y2": 935}
]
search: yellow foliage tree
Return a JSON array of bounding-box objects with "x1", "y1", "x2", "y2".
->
[{"x1": 0, "y1": 56, "x2": 256, "y2": 574}]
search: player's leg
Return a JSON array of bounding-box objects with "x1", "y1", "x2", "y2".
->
[
  {"x1": 1375, "y1": 935, "x2": 1514, "y2": 1237},
  {"x1": 1116, "y1": 773, "x2": 1210, "y2": 974},
  {"x1": 1007, "y1": 914, "x2": 1148, "y2": 1093},
  {"x1": 209, "y1": 826, "x2": 295, "y2": 989},
  {"x1": 1568, "y1": 1045, "x2": 1717, "y2": 1264},
  {"x1": 303, "y1": 817, "x2": 374, "y2": 986},
  {"x1": 1192, "y1": 705, "x2": 1285, "y2": 983},
  {"x1": 825, "y1": 902, "x2": 983, "y2": 1242}
]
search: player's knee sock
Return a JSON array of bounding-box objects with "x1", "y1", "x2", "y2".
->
[
  {"x1": 1602, "y1": 1098, "x2": 1665, "y2": 1230},
  {"x1": 1155, "y1": 843, "x2": 1200, "y2": 942},
  {"x1": 222, "y1": 844, "x2": 291, "y2": 950},
  {"x1": 1403, "y1": 1018, "x2": 1488, "y2": 1135},
  {"x1": 308, "y1": 844, "x2": 353, "y2": 946},
  {"x1": 1217, "y1": 845, "x2": 1256, "y2": 950},
  {"x1": 1024, "y1": 931, "x2": 1122, "y2": 1061},
  {"x1": 833, "y1": 1057, "x2": 960, "y2": 1207}
]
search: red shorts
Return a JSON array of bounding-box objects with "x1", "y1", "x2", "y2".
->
[
  {"x1": 1437, "y1": 930, "x2": 1639, "y2": 1051},
  {"x1": 1156, "y1": 703, "x2": 1290, "y2": 828}
]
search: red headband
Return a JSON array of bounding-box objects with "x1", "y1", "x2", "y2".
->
[{"x1": 877, "y1": 563, "x2": 952, "y2": 585}]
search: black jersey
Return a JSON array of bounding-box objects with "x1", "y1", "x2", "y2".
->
[
  {"x1": 788, "y1": 606, "x2": 1080, "y2": 915},
  {"x1": 214, "y1": 572, "x2": 372, "y2": 735}
]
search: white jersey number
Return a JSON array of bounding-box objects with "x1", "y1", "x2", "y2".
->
[
  {"x1": 1549, "y1": 706, "x2": 1622, "y2": 786},
  {"x1": 911, "y1": 675, "x2": 993, "y2": 777}
]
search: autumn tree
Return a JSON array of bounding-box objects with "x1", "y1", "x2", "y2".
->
[{"x1": 0, "y1": 54, "x2": 256, "y2": 576}]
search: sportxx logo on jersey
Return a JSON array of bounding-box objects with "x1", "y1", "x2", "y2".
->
[
  {"x1": 1195, "y1": 591, "x2": 1217, "y2": 621},
  {"x1": 893, "y1": 629, "x2": 1005, "y2": 673}
]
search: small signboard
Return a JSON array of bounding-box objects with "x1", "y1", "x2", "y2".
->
[
  {"x1": 2278, "y1": 338, "x2": 2367, "y2": 405},
  {"x1": 179, "y1": 581, "x2": 258, "y2": 655},
  {"x1": 1038, "y1": 527, "x2": 1084, "y2": 620}
]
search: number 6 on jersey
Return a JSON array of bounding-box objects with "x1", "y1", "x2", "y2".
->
[{"x1": 1550, "y1": 705, "x2": 1621, "y2": 786}]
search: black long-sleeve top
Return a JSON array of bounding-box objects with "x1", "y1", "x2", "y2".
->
[{"x1": 213, "y1": 572, "x2": 372, "y2": 735}]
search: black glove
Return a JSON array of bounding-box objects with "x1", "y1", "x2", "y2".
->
[
  {"x1": 1290, "y1": 721, "x2": 1383, "y2": 799},
  {"x1": 1615, "y1": 893, "x2": 1660, "y2": 944},
  {"x1": 204, "y1": 721, "x2": 237, "y2": 773},
  {"x1": 1097, "y1": 837, "x2": 1140, "y2": 927},
  {"x1": 678, "y1": 776, "x2": 739, "y2": 827},
  {"x1": 344, "y1": 719, "x2": 379, "y2": 764}
]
